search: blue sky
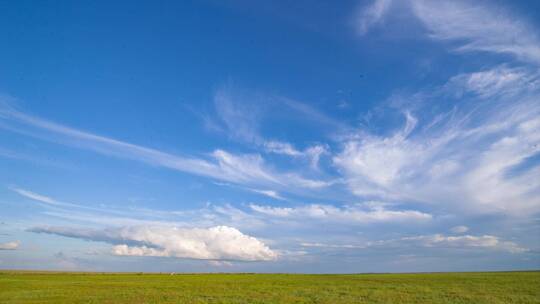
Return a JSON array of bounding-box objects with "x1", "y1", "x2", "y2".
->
[{"x1": 0, "y1": 0, "x2": 539, "y2": 273}]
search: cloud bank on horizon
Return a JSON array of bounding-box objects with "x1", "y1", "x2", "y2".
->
[{"x1": 0, "y1": 0, "x2": 538, "y2": 272}]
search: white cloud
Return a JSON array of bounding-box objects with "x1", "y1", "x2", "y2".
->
[
  {"x1": 249, "y1": 202, "x2": 431, "y2": 223},
  {"x1": 250, "y1": 189, "x2": 285, "y2": 201},
  {"x1": 10, "y1": 187, "x2": 138, "y2": 215},
  {"x1": 447, "y1": 66, "x2": 539, "y2": 98},
  {"x1": 10, "y1": 188, "x2": 60, "y2": 205},
  {"x1": 333, "y1": 111, "x2": 423, "y2": 198},
  {"x1": 250, "y1": 204, "x2": 294, "y2": 217},
  {"x1": 213, "y1": 85, "x2": 347, "y2": 140},
  {"x1": 213, "y1": 85, "x2": 263, "y2": 143},
  {"x1": 354, "y1": 1, "x2": 540, "y2": 64},
  {"x1": 0, "y1": 104, "x2": 230, "y2": 181},
  {"x1": 211, "y1": 150, "x2": 281, "y2": 185},
  {"x1": 0, "y1": 104, "x2": 330, "y2": 193},
  {"x1": 263, "y1": 142, "x2": 329, "y2": 170},
  {"x1": 0, "y1": 241, "x2": 19, "y2": 250},
  {"x1": 277, "y1": 96, "x2": 349, "y2": 131},
  {"x1": 211, "y1": 149, "x2": 330, "y2": 189},
  {"x1": 300, "y1": 242, "x2": 365, "y2": 249},
  {"x1": 11, "y1": 188, "x2": 269, "y2": 234},
  {"x1": 213, "y1": 87, "x2": 332, "y2": 170},
  {"x1": 304, "y1": 144, "x2": 329, "y2": 170},
  {"x1": 396, "y1": 234, "x2": 528, "y2": 254},
  {"x1": 355, "y1": 0, "x2": 393, "y2": 35},
  {"x1": 305, "y1": 234, "x2": 528, "y2": 254},
  {"x1": 347, "y1": 1, "x2": 540, "y2": 217},
  {"x1": 29, "y1": 225, "x2": 277, "y2": 261},
  {"x1": 334, "y1": 67, "x2": 540, "y2": 215},
  {"x1": 450, "y1": 226, "x2": 469, "y2": 234},
  {"x1": 411, "y1": 0, "x2": 540, "y2": 64},
  {"x1": 263, "y1": 141, "x2": 302, "y2": 157}
]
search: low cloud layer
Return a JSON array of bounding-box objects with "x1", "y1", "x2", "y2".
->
[
  {"x1": 29, "y1": 226, "x2": 277, "y2": 261},
  {"x1": 393, "y1": 234, "x2": 528, "y2": 254},
  {"x1": 249, "y1": 202, "x2": 431, "y2": 223},
  {"x1": 303, "y1": 234, "x2": 527, "y2": 254}
]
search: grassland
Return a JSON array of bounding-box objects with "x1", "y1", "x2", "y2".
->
[{"x1": 0, "y1": 271, "x2": 539, "y2": 303}]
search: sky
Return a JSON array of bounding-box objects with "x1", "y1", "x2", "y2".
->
[{"x1": 0, "y1": 0, "x2": 539, "y2": 273}]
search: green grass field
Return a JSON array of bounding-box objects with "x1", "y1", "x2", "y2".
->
[{"x1": 0, "y1": 271, "x2": 539, "y2": 303}]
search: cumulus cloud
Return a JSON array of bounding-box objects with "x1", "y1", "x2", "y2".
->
[
  {"x1": 249, "y1": 202, "x2": 431, "y2": 223},
  {"x1": 29, "y1": 225, "x2": 277, "y2": 261},
  {"x1": 0, "y1": 241, "x2": 19, "y2": 250}
]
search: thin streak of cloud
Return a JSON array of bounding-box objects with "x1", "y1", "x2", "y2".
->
[
  {"x1": 0, "y1": 104, "x2": 330, "y2": 192},
  {"x1": 11, "y1": 188, "x2": 61, "y2": 205},
  {"x1": 301, "y1": 234, "x2": 527, "y2": 254},
  {"x1": 249, "y1": 202, "x2": 432, "y2": 223}
]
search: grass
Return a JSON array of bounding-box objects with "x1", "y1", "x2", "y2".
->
[{"x1": 0, "y1": 271, "x2": 539, "y2": 303}]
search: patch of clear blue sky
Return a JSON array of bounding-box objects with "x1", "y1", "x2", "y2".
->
[{"x1": 0, "y1": 1, "x2": 539, "y2": 272}]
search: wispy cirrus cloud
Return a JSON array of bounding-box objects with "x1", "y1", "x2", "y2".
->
[
  {"x1": 446, "y1": 66, "x2": 539, "y2": 98},
  {"x1": 334, "y1": 66, "x2": 540, "y2": 216},
  {"x1": 356, "y1": 0, "x2": 540, "y2": 64},
  {"x1": 212, "y1": 85, "x2": 340, "y2": 169},
  {"x1": 354, "y1": 0, "x2": 392, "y2": 35},
  {"x1": 10, "y1": 187, "x2": 61, "y2": 205},
  {"x1": 14, "y1": 186, "x2": 430, "y2": 233},
  {"x1": 0, "y1": 103, "x2": 330, "y2": 193},
  {"x1": 249, "y1": 189, "x2": 286, "y2": 201},
  {"x1": 348, "y1": 0, "x2": 540, "y2": 219},
  {"x1": 411, "y1": 0, "x2": 540, "y2": 64}
]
